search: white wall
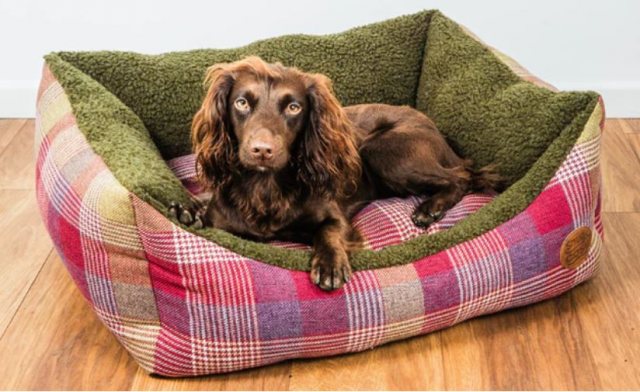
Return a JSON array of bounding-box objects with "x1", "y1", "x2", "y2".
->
[{"x1": 1, "y1": 0, "x2": 638, "y2": 117}]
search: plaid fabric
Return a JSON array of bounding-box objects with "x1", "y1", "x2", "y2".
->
[{"x1": 35, "y1": 53, "x2": 605, "y2": 375}]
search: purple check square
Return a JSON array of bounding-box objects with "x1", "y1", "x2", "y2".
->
[
  {"x1": 509, "y1": 235, "x2": 547, "y2": 283},
  {"x1": 153, "y1": 289, "x2": 191, "y2": 336},
  {"x1": 257, "y1": 301, "x2": 302, "y2": 340},
  {"x1": 300, "y1": 297, "x2": 349, "y2": 336}
]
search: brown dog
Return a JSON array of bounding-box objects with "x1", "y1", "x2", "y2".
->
[{"x1": 170, "y1": 56, "x2": 501, "y2": 290}]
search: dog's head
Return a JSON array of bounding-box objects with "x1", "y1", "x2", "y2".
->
[{"x1": 192, "y1": 56, "x2": 360, "y2": 198}]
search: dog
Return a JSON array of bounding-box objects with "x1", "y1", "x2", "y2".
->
[{"x1": 169, "y1": 56, "x2": 502, "y2": 291}]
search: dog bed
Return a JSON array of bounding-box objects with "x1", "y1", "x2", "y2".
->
[{"x1": 35, "y1": 10, "x2": 604, "y2": 376}]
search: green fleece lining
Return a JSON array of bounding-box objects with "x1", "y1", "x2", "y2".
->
[
  {"x1": 44, "y1": 10, "x2": 599, "y2": 271},
  {"x1": 50, "y1": 11, "x2": 432, "y2": 160}
]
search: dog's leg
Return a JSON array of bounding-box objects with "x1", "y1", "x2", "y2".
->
[
  {"x1": 309, "y1": 206, "x2": 354, "y2": 291},
  {"x1": 409, "y1": 166, "x2": 471, "y2": 228},
  {"x1": 356, "y1": 107, "x2": 474, "y2": 229},
  {"x1": 411, "y1": 186, "x2": 467, "y2": 228},
  {"x1": 168, "y1": 201, "x2": 208, "y2": 229}
]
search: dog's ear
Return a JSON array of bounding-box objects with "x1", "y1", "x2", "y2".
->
[
  {"x1": 298, "y1": 73, "x2": 361, "y2": 198},
  {"x1": 191, "y1": 63, "x2": 237, "y2": 191}
]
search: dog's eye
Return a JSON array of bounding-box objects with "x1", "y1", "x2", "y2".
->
[
  {"x1": 286, "y1": 102, "x2": 302, "y2": 115},
  {"x1": 234, "y1": 97, "x2": 250, "y2": 112}
]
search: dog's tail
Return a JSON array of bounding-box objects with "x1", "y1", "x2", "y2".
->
[{"x1": 465, "y1": 161, "x2": 505, "y2": 193}]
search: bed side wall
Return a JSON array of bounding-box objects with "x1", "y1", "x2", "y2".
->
[{"x1": 35, "y1": 65, "x2": 162, "y2": 373}]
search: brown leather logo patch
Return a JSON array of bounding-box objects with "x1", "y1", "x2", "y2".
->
[{"x1": 560, "y1": 226, "x2": 593, "y2": 269}]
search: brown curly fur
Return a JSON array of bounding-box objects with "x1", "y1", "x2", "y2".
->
[{"x1": 192, "y1": 57, "x2": 360, "y2": 200}]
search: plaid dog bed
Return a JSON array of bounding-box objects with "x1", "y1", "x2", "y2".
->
[{"x1": 35, "y1": 12, "x2": 604, "y2": 376}]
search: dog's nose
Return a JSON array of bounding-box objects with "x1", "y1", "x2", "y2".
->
[{"x1": 249, "y1": 141, "x2": 274, "y2": 161}]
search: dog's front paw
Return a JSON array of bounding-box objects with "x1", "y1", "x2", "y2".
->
[
  {"x1": 168, "y1": 202, "x2": 205, "y2": 229},
  {"x1": 411, "y1": 201, "x2": 444, "y2": 228},
  {"x1": 310, "y1": 249, "x2": 352, "y2": 291}
]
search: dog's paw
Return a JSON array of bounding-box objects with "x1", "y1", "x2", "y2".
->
[
  {"x1": 168, "y1": 202, "x2": 205, "y2": 229},
  {"x1": 411, "y1": 204, "x2": 444, "y2": 228},
  {"x1": 310, "y1": 249, "x2": 352, "y2": 291}
]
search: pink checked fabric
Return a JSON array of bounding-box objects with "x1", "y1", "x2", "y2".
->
[{"x1": 35, "y1": 60, "x2": 605, "y2": 376}]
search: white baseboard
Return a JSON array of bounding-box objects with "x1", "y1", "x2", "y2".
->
[
  {"x1": 0, "y1": 81, "x2": 38, "y2": 118},
  {"x1": 596, "y1": 87, "x2": 640, "y2": 118},
  {"x1": 556, "y1": 82, "x2": 640, "y2": 118},
  {"x1": 0, "y1": 81, "x2": 638, "y2": 119}
]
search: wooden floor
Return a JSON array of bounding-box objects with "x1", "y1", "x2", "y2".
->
[{"x1": 0, "y1": 118, "x2": 639, "y2": 390}]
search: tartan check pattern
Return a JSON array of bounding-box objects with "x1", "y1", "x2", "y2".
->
[{"x1": 36, "y1": 51, "x2": 605, "y2": 376}]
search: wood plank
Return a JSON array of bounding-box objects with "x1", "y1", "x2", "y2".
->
[
  {"x1": 601, "y1": 119, "x2": 640, "y2": 212},
  {"x1": 289, "y1": 331, "x2": 445, "y2": 390},
  {"x1": 0, "y1": 190, "x2": 53, "y2": 336},
  {"x1": 0, "y1": 119, "x2": 28, "y2": 154},
  {"x1": 619, "y1": 118, "x2": 640, "y2": 133},
  {"x1": 131, "y1": 362, "x2": 292, "y2": 391},
  {"x1": 625, "y1": 133, "x2": 640, "y2": 169},
  {"x1": 462, "y1": 286, "x2": 602, "y2": 390},
  {"x1": 570, "y1": 212, "x2": 640, "y2": 389},
  {"x1": 0, "y1": 119, "x2": 35, "y2": 189},
  {"x1": 0, "y1": 252, "x2": 139, "y2": 390}
]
